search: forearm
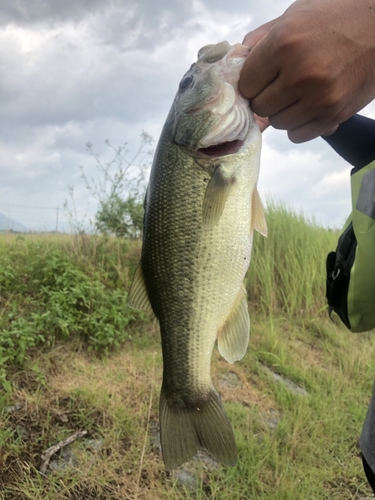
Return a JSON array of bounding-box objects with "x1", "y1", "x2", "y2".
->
[{"x1": 323, "y1": 115, "x2": 375, "y2": 170}]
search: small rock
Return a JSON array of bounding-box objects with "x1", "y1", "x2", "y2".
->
[
  {"x1": 255, "y1": 408, "x2": 281, "y2": 442},
  {"x1": 84, "y1": 438, "x2": 104, "y2": 452},
  {"x1": 48, "y1": 446, "x2": 77, "y2": 473},
  {"x1": 149, "y1": 421, "x2": 161, "y2": 453},
  {"x1": 50, "y1": 407, "x2": 69, "y2": 423},
  {"x1": 262, "y1": 366, "x2": 308, "y2": 396},
  {"x1": 194, "y1": 450, "x2": 220, "y2": 470},
  {"x1": 60, "y1": 445, "x2": 75, "y2": 461},
  {"x1": 5, "y1": 403, "x2": 24, "y2": 413},
  {"x1": 16, "y1": 425, "x2": 30, "y2": 441},
  {"x1": 172, "y1": 469, "x2": 199, "y2": 489},
  {"x1": 49, "y1": 459, "x2": 71, "y2": 473},
  {"x1": 218, "y1": 371, "x2": 242, "y2": 389},
  {"x1": 263, "y1": 408, "x2": 281, "y2": 431}
]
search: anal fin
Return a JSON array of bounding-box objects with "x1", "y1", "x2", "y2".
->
[{"x1": 217, "y1": 284, "x2": 250, "y2": 363}]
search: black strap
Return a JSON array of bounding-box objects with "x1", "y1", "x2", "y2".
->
[{"x1": 326, "y1": 222, "x2": 357, "y2": 329}]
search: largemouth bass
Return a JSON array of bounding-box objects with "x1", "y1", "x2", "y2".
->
[{"x1": 128, "y1": 41, "x2": 267, "y2": 470}]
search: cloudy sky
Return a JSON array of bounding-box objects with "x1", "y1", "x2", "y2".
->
[{"x1": 1, "y1": 0, "x2": 374, "y2": 232}]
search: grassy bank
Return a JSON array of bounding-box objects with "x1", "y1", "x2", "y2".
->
[{"x1": 0, "y1": 206, "x2": 374, "y2": 499}]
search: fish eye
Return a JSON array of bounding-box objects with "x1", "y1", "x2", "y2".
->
[{"x1": 179, "y1": 75, "x2": 194, "y2": 92}]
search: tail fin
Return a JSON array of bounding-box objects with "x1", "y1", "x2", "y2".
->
[{"x1": 159, "y1": 386, "x2": 237, "y2": 470}]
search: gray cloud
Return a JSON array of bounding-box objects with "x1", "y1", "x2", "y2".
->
[
  {"x1": 0, "y1": 0, "x2": 106, "y2": 25},
  {"x1": 0, "y1": 0, "x2": 373, "y2": 232}
]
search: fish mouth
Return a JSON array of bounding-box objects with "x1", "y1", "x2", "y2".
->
[{"x1": 198, "y1": 139, "x2": 244, "y2": 157}]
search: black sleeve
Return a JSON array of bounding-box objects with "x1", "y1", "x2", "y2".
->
[{"x1": 323, "y1": 114, "x2": 375, "y2": 171}]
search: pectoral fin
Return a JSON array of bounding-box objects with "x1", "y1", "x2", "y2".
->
[
  {"x1": 202, "y1": 166, "x2": 234, "y2": 229},
  {"x1": 127, "y1": 262, "x2": 154, "y2": 315},
  {"x1": 251, "y1": 187, "x2": 267, "y2": 237},
  {"x1": 217, "y1": 285, "x2": 250, "y2": 363}
]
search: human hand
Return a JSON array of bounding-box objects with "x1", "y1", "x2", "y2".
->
[{"x1": 239, "y1": 0, "x2": 375, "y2": 143}]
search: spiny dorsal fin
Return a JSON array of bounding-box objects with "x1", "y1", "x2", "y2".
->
[
  {"x1": 127, "y1": 262, "x2": 154, "y2": 315},
  {"x1": 202, "y1": 166, "x2": 234, "y2": 229},
  {"x1": 217, "y1": 284, "x2": 250, "y2": 363},
  {"x1": 251, "y1": 186, "x2": 267, "y2": 236}
]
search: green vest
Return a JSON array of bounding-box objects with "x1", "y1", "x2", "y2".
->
[{"x1": 326, "y1": 159, "x2": 375, "y2": 332}]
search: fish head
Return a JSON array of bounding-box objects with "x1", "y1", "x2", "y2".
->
[{"x1": 170, "y1": 41, "x2": 256, "y2": 157}]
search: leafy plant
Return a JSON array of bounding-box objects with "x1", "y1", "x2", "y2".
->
[
  {"x1": 0, "y1": 239, "x2": 139, "y2": 390},
  {"x1": 95, "y1": 193, "x2": 144, "y2": 238}
]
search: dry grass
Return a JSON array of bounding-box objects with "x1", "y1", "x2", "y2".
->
[{"x1": 2, "y1": 314, "x2": 375, "y2": 499}]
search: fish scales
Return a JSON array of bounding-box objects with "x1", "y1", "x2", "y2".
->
[
  {"x1": 144, "y1": 136, "x2": 253, "y2": 387},
  {"x1": 128, "y1": 41, "x2": 267, "y2": 470}
]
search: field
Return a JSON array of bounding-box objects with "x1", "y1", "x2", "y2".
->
[{"x1": 0, "y1": 204, "x2": 374, "y2": 499}]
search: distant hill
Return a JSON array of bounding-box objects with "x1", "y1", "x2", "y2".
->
[{"x1": 0, "y1": 212, "x2": 28, "y2": 232}]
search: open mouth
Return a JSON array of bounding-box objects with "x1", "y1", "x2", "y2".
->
[{"x1": 198, "y1": 139, "x2": 244, "y2": 157}]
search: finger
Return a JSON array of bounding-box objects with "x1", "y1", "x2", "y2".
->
[
  {"x1": 239, "y1": 34, "x2": 279, "y2": 100},
  {"x1": 249, "y1": 76, "x2": 299, "y2": 118},
  {"x1": 287, "y1": 120, "x2": 340, "y2": 144},
  {"x1": 266, "y1": 85, "x2": 349, "y2": 133},
  {"x1": 242, "y1": 18, "x2": 279, "y2": 48},
  {"x1": 268, "y1": 101, "x2": 313, "y2": 131},
  {"x1": 321, "y1": 125, "x2": 339, "y2": 137},
  {"x1": 287, "y1": 125, "x2": 320, "y2": 144}
]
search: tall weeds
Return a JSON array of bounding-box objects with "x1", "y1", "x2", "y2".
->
[{"x1": 247, "y1": 200, "x2": 338, "y2": 317}]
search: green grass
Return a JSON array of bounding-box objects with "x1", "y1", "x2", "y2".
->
[
  {"x1": 0, "y1": 206, "x2": 374, "y2": 499},
  {"x1": 247, "y1": 200, "x2": 337, "y2": 317}
]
